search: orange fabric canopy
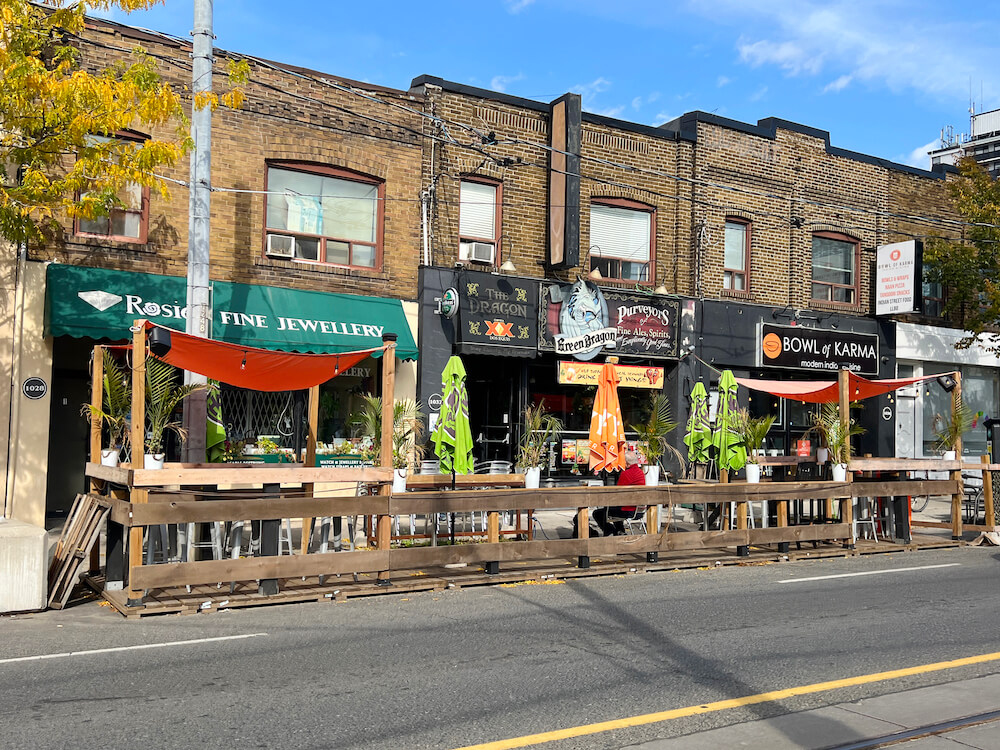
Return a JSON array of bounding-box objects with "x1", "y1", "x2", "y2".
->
[
  {"x1": 734, "y1": 372, "x2": 949, "y2": 404},
  {"x1": 145, "y1": 322, "x2": 380, "y2": 391}
]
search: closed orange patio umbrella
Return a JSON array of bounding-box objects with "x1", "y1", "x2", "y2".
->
[{"x1": 589, "y1": 360, "x2": 627, "y2": 474}]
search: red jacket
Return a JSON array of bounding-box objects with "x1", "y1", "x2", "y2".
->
[{"x1": 616, "y1": 463, "x2": 645, "y2": 511}]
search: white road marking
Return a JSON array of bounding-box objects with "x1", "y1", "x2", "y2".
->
[
  {"x1": 0, "y1": 632, "x2": 267, "y2": 665},
  {"x1": 777, "y1": 563, "x2": 961, "y2": 584}
]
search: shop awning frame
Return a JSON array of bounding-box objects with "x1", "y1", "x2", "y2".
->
[{"x1": 733, "y1": 372, "x2": 953, "y2": 404}]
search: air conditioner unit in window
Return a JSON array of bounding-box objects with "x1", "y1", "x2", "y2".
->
[
  {"x1": 467, "y1": 242, "x2": 495, "y2": 264},
  {"x1": 266, "y1": 234, "x2": 294, "y2": 258}
]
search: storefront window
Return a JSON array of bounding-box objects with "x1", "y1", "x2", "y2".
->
[{"x1": 920, "y1": 364, "x2": 995, "y2": 456}]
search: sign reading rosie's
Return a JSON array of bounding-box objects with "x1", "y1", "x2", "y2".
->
[{"x1": 759, "y1": 323, "x2": 879, "y2": 374}]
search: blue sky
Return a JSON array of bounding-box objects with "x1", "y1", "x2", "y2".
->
[{"x1": 97, "y1": 0, "x2": 1000, "y2": 170}]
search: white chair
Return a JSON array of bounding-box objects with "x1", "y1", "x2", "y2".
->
[
  {"x1": 853, "y1": 496, "x2": 880, "y2": 542},
  {"x1": 623, "y1": 507, "x2": 647, "y2": 535}
]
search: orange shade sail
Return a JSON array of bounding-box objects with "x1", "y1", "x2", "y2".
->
[
  {"x1": 733, "y1": 372, "x2": 950, "y2": 404},
  {"x1": 144, "y1": 321, "x2": 381, "y2": 391},
  {"x1": 589, "y1": 362, "x2": 627, "y2": 474}
]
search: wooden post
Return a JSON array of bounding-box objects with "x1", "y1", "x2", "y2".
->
[
  {"x1": 301, "y1": 384, "x2": 320, "y2": 556},
  {"x1": 736, "y1": 493, "x2": 749, "y2": 557},
  {"x1": 951, "y1": 372, "x2": 964, "y2": 540},
  {"x1": 486, "y1": 510, "x2": 500, "y2": 575},
  {"x1": 646, "y1": 503, "x2": 658, "y2": 563},
  {"x1": 831, "y1": 368, "x2": 850, "y2": 521},
  {"x1": 776, "y1": 499, "x2": 789, "y2": 554},
  {"x1": 377, "y1": 334, "x2": 397, "y2": 585},
  {"x1": 88, "y1": 346, "x2": 104, "y2": 573},
  {"x1": 127, "y1": 322, "x2": 147, "y2": 607},
  {"x1": 577, "y1": 507, "x2": 590, "y2": 568},
  {"x1": 982, "y1": 454, "x2": 995, "y2": 532}
]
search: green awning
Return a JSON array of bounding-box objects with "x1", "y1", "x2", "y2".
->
[{"x1": 44, "y1": 264, "x2": 418, "y2": 360}]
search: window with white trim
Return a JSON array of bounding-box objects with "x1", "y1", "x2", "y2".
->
[
  {"x1": 811, "y1": 232, "x2": 859, "y2": 303},
  {"x1": 723, "y1": 219, "x2": 749, "y2": 290},
  {"x1": 458, "y1": 178, "x2": 500, "y2": 264},
  {"x1": 264, "y1": 164, "x2": 382, "y2": 269},
  {"x1": 589, "y1": 200, "x2": 653, "y2": 282}
]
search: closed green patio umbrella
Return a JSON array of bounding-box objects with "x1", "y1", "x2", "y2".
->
[
  {"x1": 713, "y1": 369, "x2": 746, "y2": 473},
  {"x1": 684, "y1": 381, "x2": 712, "y2": 465},
  {"x1": 432, "y1": 356, "x2": 475, "y2": 479}
]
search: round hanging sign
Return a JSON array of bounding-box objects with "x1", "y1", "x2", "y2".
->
[{"x1": 428, "y1": 392, "x2": 443, "y2": 412}]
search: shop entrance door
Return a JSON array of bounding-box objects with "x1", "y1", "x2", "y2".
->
[
  {"x1": 896, "y1": 395, "x2": 916, "y2": 458},
  {"x1": 464, "y1": 357, "x2": 519, "y2": 464}
]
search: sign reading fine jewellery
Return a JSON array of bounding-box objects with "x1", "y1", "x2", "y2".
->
[
  {"x1": 875, "y1": 240, "x2": 922, "y2": 316},
  {"x1": 759, "y1": 323, "x2": 879, "y2": 374}
]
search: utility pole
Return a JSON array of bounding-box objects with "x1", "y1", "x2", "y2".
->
[{"x1": 183, "y1": 0, "x2": 213, "y2": 462}]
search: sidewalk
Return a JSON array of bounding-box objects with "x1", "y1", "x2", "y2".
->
[{"x1": 632, "y1": 673, "x2": 1000, "y2": 749}]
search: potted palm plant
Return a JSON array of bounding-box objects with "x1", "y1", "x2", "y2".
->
[
  {"x1": 735, "y1": 410, "x2": 776, "y2": 483},
  {"x1": 809, "y1": 403, "x2": 865, "y2": 482},
  {"x1": 629, "y1": 392, "x2": 679, "y2": 486},
  {"x1": 353, "y1": 395, "x2": 425, "y2": 492},
  {"x1": 516, "y1": 400, "x2": 563, "y2": 489},
  {"x1": 143, "y1": 358, "x2": 210, "y2": 469},
  {"x1": 81, "y1": 348, "x2": 131, "y2": 467},
  {"x1": 932, "y1": 395, "x2": 973, "y2": 461}
]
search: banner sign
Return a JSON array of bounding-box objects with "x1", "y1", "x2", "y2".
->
[
  {"x1": 875, "y1": 240, "x2": 921, "y2": 315},
  {"x1": 758, "y1": 323, "x2": 879, "y2": 374},
  {"x1": 457, "y1": 269, "x2": 538, "y2": 357},
  {"x1": 557, "y1": 361, "x2": 664, "y2": 389},
  {"x1": 539, "y1": 279, "x2": 680, "y2": 361}
]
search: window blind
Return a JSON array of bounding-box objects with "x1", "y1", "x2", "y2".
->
[
  {"x1": 590, "y1": 203, "x2": 650, "y2": 262},
  {"x1": 460, "y1": 181, "x2": 497, "y2": 240}
]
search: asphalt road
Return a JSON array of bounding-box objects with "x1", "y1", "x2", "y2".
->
[{"x1": 3, "y1": 546, "x2": 1000, "y2": 749}]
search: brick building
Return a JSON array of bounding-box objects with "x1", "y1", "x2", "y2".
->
[
  {"x1": 5, "y1": 18, "x2": 425, "y2": 523},
  {"x1": 408, "y1": 77, "x2": 970, "y2": 479}
]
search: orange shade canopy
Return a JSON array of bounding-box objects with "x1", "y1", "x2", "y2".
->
[
  {"x1": 144, "y1": 321, "x2": 381, "y2": 391},
  {"x1": 733, "y1": 372, "x2": 949, "y2": 404}
]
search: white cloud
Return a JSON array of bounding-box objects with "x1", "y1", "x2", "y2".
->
[
  {"x1": 655, "y1": 112, "x2": 678, "y2": 124},
  {"x1": 823, "y1": 74, "x2": 852, "y2": 93},
  {"x1": 490, "y1": 73, "x2": 525, "y2": 93},
  {"x1": 505, "y1": 0, "x2": 536, "y2": 13},
  {"x1": 749, "y1": 85, "x2": 768, "y2": 102},
  {"x1": 572, "y1": 77, "x2": 613, "y2": 101},
  {"x1": 902, "y1": 138, "x2": 940, "y2": 170},
  {"x1": 707, "y1": 0, "x2": 998, "y2": 104},
  {"x1": 631, "y1": 91, "x2": 661, "y2": 110},
  {"x1": 739, "y1": 38, "x2": 822, "y2": 76},
  {"x1": 595, "y1": 106, "x2": 627, "y2": 118},
  {"x1": 632, "y1": 96, "x2": 643, "y2": 110},
  {"x1": 717, "y1": 75, "x2": 732, "y2": 87}
]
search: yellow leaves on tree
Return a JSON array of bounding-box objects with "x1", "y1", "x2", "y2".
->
[
  {"x1": 924, "y1": 157, "x2": 1000, "y2": 350},
  {"x1": 0, "y1": 0, "x2": 245, "y2": 243}
]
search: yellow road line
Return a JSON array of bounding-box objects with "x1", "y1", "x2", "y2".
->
[{"x1": 456, "y1": 650, "x2": 1000, "y2": 750}]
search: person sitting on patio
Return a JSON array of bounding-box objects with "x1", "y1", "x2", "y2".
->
[{"x1": 594, "y1": 451, "x2": 645, "y2": 536}]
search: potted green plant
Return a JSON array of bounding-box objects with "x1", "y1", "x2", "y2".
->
[
  {"x1": 932, "y1": 395, "x2": 974, "y2": 461},
  {"x1": 735, "y1": 409, "x2": 777, "y2": 483},
  {"x1": 808, "y1": 403, "x2": 865, "y2": 482},
  {"x1": 629, "y1": 392, "x2": 679, "y2": 486},
  {"x1": 352, "y1": 394, "x2": 425, "y2": 491},
  {"x1": 143, "y1": 358, "x2": 210, "y2": 469},
  {"x1": 81, "y1": 348, "x2": 131, "y2": 467},
  {"x1": 516, "y1": 400, "x2": 563, "y2": 489}
]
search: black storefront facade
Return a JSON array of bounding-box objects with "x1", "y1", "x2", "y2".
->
[
  {"x1": 418, "y1": 267, "x2": 688, "y2": 482},
  {"x1": 685, "y1": 299, "x2": 897, "y2": 466}
]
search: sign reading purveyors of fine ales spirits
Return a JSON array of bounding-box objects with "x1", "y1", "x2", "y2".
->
[{"x1": 758, "y1": 323, "x2": 879, "y2": 374}]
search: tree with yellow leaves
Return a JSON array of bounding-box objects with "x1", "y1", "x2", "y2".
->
[
  {"x1": 0, "y1": 0, "x2": 245, "y2": 243},
  {"x1": 924, "y1": 157, "x2": 1000, "y2": 352}
]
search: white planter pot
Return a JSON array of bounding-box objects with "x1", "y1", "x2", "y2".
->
[
  {"x1": 816, "y1": 447, "x2": 829, "y2": 465},
  {"x1": 832, "y1": 463, "x2": 848, "y2": 482},
  {"x1": 942, "y1": 450, "x2": 957, "y2": 461},
  {"x1": 392, "y1": 468, "x2": 408, "y2": 493},
  {"x1": 643, "y1": 465, "x2": 660, "y2": 486},
  {"x1": 144, "y1": 453, "x2": 165, "y2": 470},
  {"x1": 100, "y1": 448, "x2": 120, "y2": 467},
  {"x1": 745, "y1": 463, "x2": 762, "y2": 483},
  {"x1": 524, "y1": 466, "x2": 541, "y2": 489}
]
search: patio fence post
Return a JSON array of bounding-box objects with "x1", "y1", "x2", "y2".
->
[
  {"x1": 486, "y1": 510, "x2": 500, "y2": 575},
  {"x1": 577, "y1": 506, "x2": 590, "y2": 568},
  {"x1": 89, "y1": 345, "x2": 104, "y2": 573},
  {"x1": 951, "y1": 372, "x2": 964, "y2": 540},
  {"x1": 301, "y1": 383, "x2": 320, "y2": 556},
  {"x1": 839, "y1": 369, "x2": 853, "y2": 549},
  {"x1": 982, "y1": 454, "x2": 995, "y2": 532},
  {"x1": 736, "y1": 487, "x2": 749, "y2": 557},
  {"x1": 646, "y1": 501, "x2": 658, "y2": 563},
  {"x1": 377, "y1": 334, "x2": 397, "y2": 586},
  {"x1": 127, "y1": 321, "x2": 148, "y2": 607}
]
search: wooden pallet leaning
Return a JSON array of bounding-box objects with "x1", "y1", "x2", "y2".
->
[{"x1": 48, "y1": 493, "x2": 110, "y2": 609}]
